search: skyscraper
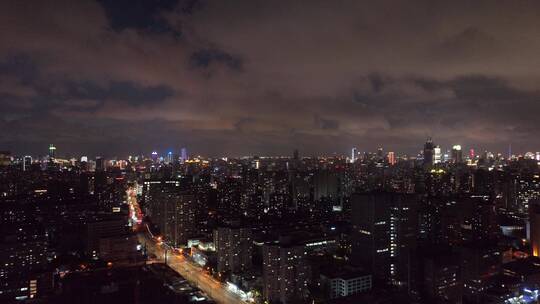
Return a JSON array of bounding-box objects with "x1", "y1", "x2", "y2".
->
[
  {"x1": 423, "y1": 138, "x2": 434, "y2": 166},
  {"x1": 181, "y1": 148, "x2": 188, "y2": 162},
  {"x1": 452, "y1": 145, "x2": 463, "y2": 163},
  {"x1": 387, "y1": 151, "x2": 396, "y2": 165},
  {"x1": 23, "y1": 156, "x2": 32, "y2": 171},
  {"x1": 95, "y1": 156, "x2": 105, "y2": 172},
  {"x1": 377, "y1": 147, "x2": 384, "y2": 161},
  {"x1": 351, "y1": 192, "x2": 419, "y2": 288},
  {"x1": 434, "y1": 146, "x2": 441, "y2": 164},
  {"x1": 48, "y1": 144, "x2": 56, "y2": 159},
  {"x1": 351, "y1": 147, "x2": 357, "y2": 163}
]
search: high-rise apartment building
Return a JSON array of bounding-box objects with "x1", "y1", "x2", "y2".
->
[
  {"x1": 143, "y1": 180, "x2": 195, "y2": 247},
  {"x1": 214, "y1": 226, "x2": 252, "y2": 274},
  {"x1": 263, "y1": 243, "x2": 311, "y2": 304},
  {"x1": 351, "y1": 192, "x2": 419, "y2": 288}
]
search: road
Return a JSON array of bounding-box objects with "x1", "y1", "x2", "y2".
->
[
  {"x1": 138, "y1": 233, "x2": 248, "y2": 304},
  {"x1": 126, "y1": 185, "x2": 248, "y2": 304}
]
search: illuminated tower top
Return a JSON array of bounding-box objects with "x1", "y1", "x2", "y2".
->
[{"x1": 49, "y1": 144, "x2": 56, "y2": 158}]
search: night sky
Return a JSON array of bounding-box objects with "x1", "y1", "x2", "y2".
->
[{"x1": 2, "y1": 0, "x2": 540, "y2": 157}]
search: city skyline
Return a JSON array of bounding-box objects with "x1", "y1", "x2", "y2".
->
[
  {"x1": 4, "y1": 1, "x2": 540, "y2": 155},
  {"x1": 1, "y1": 140, "x2": 533, "y2": 160}
]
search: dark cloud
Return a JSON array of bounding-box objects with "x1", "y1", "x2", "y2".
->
[
  {"x1": 98, "y1": 0, "x2": 179, "y2": 33},
  {"x1": 2, "y1": 0, "x2": 540, "y2": 156},
  {"x1": 190, "y1": 49, "x2": 243, "y2": 71}
]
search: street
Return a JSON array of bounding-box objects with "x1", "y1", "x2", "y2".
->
[{"x1": 127, "y1": 185, "x2": 248, "y2": 304}]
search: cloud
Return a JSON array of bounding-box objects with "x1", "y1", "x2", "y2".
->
[
  {"x1": 2, "y1": 0, "x2": 540, "y2": 156},
  {"x1": 190, "y1": 49, "x2": 243, "y2": 71}
]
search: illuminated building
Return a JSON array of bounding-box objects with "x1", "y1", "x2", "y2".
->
[
  {"x1": 0, "y1": 202, "x2": 48, "y2": 302},
  {"x1": 452, "y1": 145, "x2": 463, "y2": 163},
  {"x1": 321, "y1": 267, "x2": 372, "y2": 299},
  {"x1": 351, "y1": 192, "x2": 419, "y2": 287},
  {"x1": 214, "y1": 226, "x2": 252, "y2": 274},
  {"x1": 516, "y1": 174, "x2": 540, "y2": 214},
  {"x1": 351, "y1": 147, "x2": 357, "y2": 163},
  {"x1": 143, "y1": 180, "x2": 195, "y2": 247},
  {"x1": 387, "y1": 151, "x2": 396, "y2": 165},
  {"x1": 22, "y1": 156, "x2": 32, "y2": 171},
  {"x1": 48, "y1": 144, "x2": 56, "y2": 159},
  {"x1": 529, "y1": 204, "x2": 540, "y2": 257},
  {"x1": 262, "y1": 243, "x2": 310, "y2": 303},
  {"x1": 434, "y1": 146, "x2": 441, "y2": 164},
  {"x1": 181, "y1": 148, "x2": 188, "y2": 162}
]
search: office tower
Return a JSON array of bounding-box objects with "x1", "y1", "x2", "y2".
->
[
  {"x1": 469, "y1": 148, "x2": 475, "y2": 160},
  {"x1": 434, "y1": 146, "x2": 441, "y2": 164},
  {"x1": 214, "y1": 226, "x2": 252, "y2": 274},
  {"x1": 387, "y1": 151, "x2": 396, "y2": 165},
  {"x1": 181, "y1": 148, "x2": 188, "y2": 162},
  {"x1": 423, "y1": 138, "x2": 434, "y2": 166},
  {"x1": 151, "y1": 151, "x2": 158, "y2": 162},
  {"x1": 23, "y1": 156, "x2": 32, "y2": 171},
  {"x1": 530, "y1": 204, "x2": 540, "y2": 257},
  {"x1": 293, "y1": 149, "x2": 299, "y2": 160},
  {"x1": 95, "y1": 156, "x2": 105, "y2": 172},
  {"x1": 377, "y1": 147, "x2": 384, "y2": 160},
  {"x1": 48, "y1": 144, "x2": 56, "y2": 159},
  {"x1": 452, "y1": 145, "x2": 463, "y2": 163},
  {"x1": 351, "y1": 192, "x2": 419, "y2": 288},
  {"x1": 351, "y1": 147, "x2": 357, "y2": 163},
  {"x1": 166, "y1": 151, "x2": 173, "y2": 164},
  {"x1": 263, "y1": 243, "x2": 310, "y2": 304}
]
